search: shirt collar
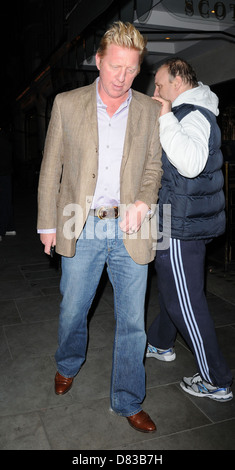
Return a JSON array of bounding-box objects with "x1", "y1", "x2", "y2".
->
[{"x1": 96, "y1": 77, "x2": 132, "y2": 110}]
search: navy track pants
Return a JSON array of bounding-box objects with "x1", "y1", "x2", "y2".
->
[{"x1": 147, "y1": 238, "x2": 233, "y2": 388}]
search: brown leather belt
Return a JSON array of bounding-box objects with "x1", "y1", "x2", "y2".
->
[{"x1": 90, "y1": 206, "x2": 119, "y2": 219}]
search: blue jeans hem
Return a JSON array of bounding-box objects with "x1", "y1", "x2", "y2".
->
[
  {"x1": 110, "y1": 406, "x2": 142, "y2": 418},
  {"x1": 57, "y1": 368, "x2": 78, "y2": 379}
]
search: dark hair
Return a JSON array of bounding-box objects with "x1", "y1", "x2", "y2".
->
[{"x1": 161, "y1": 58, "x2": 198, "y2": 87}]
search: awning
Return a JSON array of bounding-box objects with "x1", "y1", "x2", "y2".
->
[
  {"x1": 68, "y1": 0, "x2": 155, "y2": 42},
  {"x1": 68, "y1": 0, "x2": 115, "y2": 41}
]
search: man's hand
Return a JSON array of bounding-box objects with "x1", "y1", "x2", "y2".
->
[
  {"x1": 119, "y1": 201, "x2": 149, "y2": 234},
  {"x1": 152, "y1": 96, "x2": 172, "y2": 116},
  {"x1": 40, "y1": 233, "x2": 56, "y2": 255}
]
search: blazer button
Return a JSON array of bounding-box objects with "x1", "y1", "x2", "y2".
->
[{"x1": 92, "y1": 174, "x2": 96, "y2": 178}]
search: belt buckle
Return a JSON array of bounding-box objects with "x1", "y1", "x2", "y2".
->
[
  {"x1": 97, "y1": 207, "x2": 107, "y2": 219},
  {"x1": 113, "y1": 206, "x2": 119, "y2": 219},
  {"x1": 97, "y1": 206, "x2": 119, "y2": 219}
]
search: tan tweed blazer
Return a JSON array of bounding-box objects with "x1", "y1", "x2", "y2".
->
[{"x1": 37, "y1": 81, "x2": 162, "y2": 264}]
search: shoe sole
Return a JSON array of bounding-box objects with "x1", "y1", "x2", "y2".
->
[
  {"x1": 146, "y1": 352, "x2": 176, "y2": 362},
  {"x1": 180, "y1": 381, "x2": 233, "y2": 402},
  {"x1": 55, "y1": 389, "x2": 72, "y2": 395},
  {"x1": 55, "y1": 385, "x2": 72, "y2": 395}
]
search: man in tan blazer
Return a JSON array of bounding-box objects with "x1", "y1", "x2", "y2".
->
[{"x1": 38, "y1": 21, "x2": 162, "y2": 433}]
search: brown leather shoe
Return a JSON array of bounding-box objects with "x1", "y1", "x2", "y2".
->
[
  {"x1": 55, "y1": 371, "x2": 74, "y2": 395},
  {"x1": 127, "y1": 410, "x2": 156, "y2": 433}
]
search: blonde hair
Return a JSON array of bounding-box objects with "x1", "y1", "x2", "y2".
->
[{"x1": 97, "y1": 21, "x2": 147, "y2": 65}]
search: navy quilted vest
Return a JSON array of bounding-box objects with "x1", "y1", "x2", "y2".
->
[{"x1": 159, "y1": 103, "x2": 225, "y2": 240}]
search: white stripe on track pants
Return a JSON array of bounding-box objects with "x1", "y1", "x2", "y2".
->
[{"x1": 147, "y1": 238, "x2": 233, "y2": 388}]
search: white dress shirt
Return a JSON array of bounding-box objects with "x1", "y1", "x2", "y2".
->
[{"x1": 91, "y1": 78, "x2": 131, "y2": 208}]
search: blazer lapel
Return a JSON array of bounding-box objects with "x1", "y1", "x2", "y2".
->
[
  {"x1": 82, "y1": 82, "x2": 99, "y2": 148},
  {"x1": 80, "y1": 84, "x2": 142, "y2": 176},
  {"x1": 121, "y1": 92, "x2": 142, "y2": 178}
]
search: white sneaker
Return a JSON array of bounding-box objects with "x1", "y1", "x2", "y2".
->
[
  {"x1": 180, "y1": 373, "x2": 233, "y2": 402},
  {"x1": 146, "y1": 343, "x2": 176, "y2": 362}
]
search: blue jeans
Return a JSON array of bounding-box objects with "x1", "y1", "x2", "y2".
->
[{"x1": 55, "y1": 215, "x2": 148, "y2": 416}]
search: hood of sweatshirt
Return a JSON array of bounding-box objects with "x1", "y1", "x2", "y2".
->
[{"x1": 172, "y1": 82, "x2": 219, "y2": 116}]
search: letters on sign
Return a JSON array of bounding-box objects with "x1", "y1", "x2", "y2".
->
[{"x1": 185, "y1": 1, "x2": 235, "y2": 20}]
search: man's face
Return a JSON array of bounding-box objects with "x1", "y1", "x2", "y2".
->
[
  {"x1": 154, "y1": 66, "x2": 177, "y2": 103},
  {"x1": 96, "y1": 43, "x2": 140, "y2": 101}
]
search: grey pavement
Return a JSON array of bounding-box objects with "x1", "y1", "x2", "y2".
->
[{"x1": 0, "y1": 187, "x2": 235, "y2": 452}]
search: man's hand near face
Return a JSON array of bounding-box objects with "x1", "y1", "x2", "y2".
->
[{"x1": 152, "y1": 96, "x2": 172, "y2": 116}]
